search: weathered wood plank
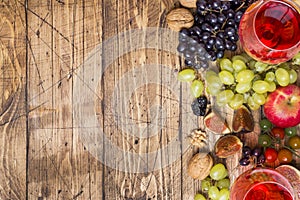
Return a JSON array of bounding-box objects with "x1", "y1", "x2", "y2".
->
[
  {"x1": 98, "y1": 0, "x2": 199, "y2": 199},
  {"x1": 0, "y1": 1, "x2": 27, "y2": 199},
  {"x1": 27, "y1": 0, "x2": 104, "y2": 199}
]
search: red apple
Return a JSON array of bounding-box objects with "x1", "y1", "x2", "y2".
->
[{"x1": 263, "y1": 84, "x2": 300, "y2": 128}]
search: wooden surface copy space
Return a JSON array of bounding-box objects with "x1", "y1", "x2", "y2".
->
[{"x1": 0, "y1": 0, "x2": 299, "y2": 200}]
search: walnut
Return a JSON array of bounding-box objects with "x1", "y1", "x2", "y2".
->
[
  {"x1": 166, "y1": 8, "x2": 194, "y2": 32},
  {"x1": 189, "y1": 129, "x2": 208, "y2": 148},
  {"x1": 187, "y1": 153, "x2": 213, "y2": 180},
  {"x1": 179, "y1": 0, "x2": 197, "y2": 8}
]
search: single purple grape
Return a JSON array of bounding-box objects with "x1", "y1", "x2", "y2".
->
[
  {"x1": 239, "y1": 157, "x2": 250, "y2": 166},
  {"x1": 257, "y1": 154, "x2": 266, "y2": 164},
  {"x1": 251, "y1": 147, "x2": 262, "y2": 157},
  {"x1": 242, "y1": 146, "x2": 252, "y2": 157}
]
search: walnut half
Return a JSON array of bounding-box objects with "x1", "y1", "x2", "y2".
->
[
  {"x1": 189, "y1": 129, "x2": 208, "y2": 149},
  {"x1": 166, "y1": 8, "x2": 194, "y2": 32}
]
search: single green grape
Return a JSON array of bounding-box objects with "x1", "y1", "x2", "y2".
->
[
  {"x1": 248, "y1": 60, "x2": 256, "y2": 70},
  {"x1": 210, "y1": 163, "x2": 227, "y2": 181},
  {"x1": 252, "y1": 92, "x2": 266, "y2": 105},
  {"x1": 289, "y1": 69, "x2": 297, "y2": 84},
  {"x1": 292, "y1": 52, "x2": 300, "y2": 65},
  {"x1": 194, "y1": 193, "x2": 206, "y2": 200},
  {"x1": 236, "y1": 69, "x2": 254, "y2": 83},
  {"x1": 221, "y1": 169, "x2": 228, "y2": 179},
  {"x1": 201, "y1": 178, "x2": 211, "y2": 191},
  {"x1": 206, "y1": 75, "x2": 222, "y2": 88},
  {"x1": 229, "y1": 94, "x2": 244, "y2": 110},
  {"x1": 218, "y1": 188, "x2": 230, "y2": 200},
  {"x1": 216, "y1": 178, "x2": 230, "y2": 190},
  {"x1": 232, "y1": 59, "x2": 247, "y2": 72},
  {"x1": 207, "y1": 85, "x2": 221, "y2": 96},
  {"x1": 206, "y1": 75, "x2": 222, "y2": 96},
  {"x1": 177, "y1": 68, "x2": 195, "y2": 82},
  {"x1": 236, "y1": 82, "x2": 252, "y2": 93},
  {"x1": 252, "y1": 80, "x2": 270, "y2": 94},
  {"x1": 220, "y1": 58, "x2": 234, "y2": 72},
  {"x1": 232, "y1": 54, "x2": 250, "y2": 63},
  {"x1": 259, "y1": 118, "x2": 273, "y2": 131},
  {"x1": 266, "y1": 81, "x2": 276, "y2": 92},
  {"x1": 275, "y1": 68, "x2": 290, "y2": 86},
  {"x1": 247, "y1": 96, "x2": 261, "y2": 110},
  {"x1": 205, "y1": 70, "x2": 218, "y2": 79},
  {"x1": 254, "y1": 62, "x2": 268, "y2": 72},
  {"x1": 216, "y1": 90, "x2": 234, "y2": 104},
  {"x1": 219, "y1": 70, "x2": 235, "y2": 85},
  {"x1": 208, "y1": 186, "x2": 220, "y2": 200},
  {"x1": 258, "y1": 134, "x2": 272, "y2": 147},
  {"x1": 264, "y1": 71, "x2": 275, "y2": 82},
  {"x1": 191, "y1": 80, "x2": 204, "y2": 98}
]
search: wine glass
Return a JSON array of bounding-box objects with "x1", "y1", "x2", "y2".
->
[
  {"x1": 239, "y1": 0, "x2": 300, "y2": 64},
  {"x1": 230, "y1": 167, "x2": 298, "y2": 200}
]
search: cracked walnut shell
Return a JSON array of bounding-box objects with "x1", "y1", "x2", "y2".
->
[
  {"x1": 166, "y1": 8, "x2": 194, "y2": 31},
  {"x1": 187, "y1": 153, "x2": 213, "y2": 180},
  {"x1": 179, "y1": 0, "x2": 197, "y2": 8}
]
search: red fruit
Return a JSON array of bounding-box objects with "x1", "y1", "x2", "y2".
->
[
  {"x1": 264, "y1": 147, "x2": 278, "y2": 163},
  {"x1": 263, "y1": 85, "x2": 300, "y2": 128},
  {"x1": 270, "y1": 127, "x2": 285, "y2": 140},
  {"x1": 276, "y1": 165, "x2": 300, "y2": 199}
]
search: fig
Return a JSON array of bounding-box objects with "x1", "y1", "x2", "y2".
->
[
  {"x1": 276, "y1": 165, "x2": 300, "y2": 199},
  {"x1": 204, "y1": 111, "x2": 231, "y2": 134},
  {"x1": 232, "y1": 105, "x2": 254, "y2": 133},
  {"x1": 215, "y1": 135, "x2": 243, "y2": 158},
  {"x1": 187, "y1": 153, "x2": 213, "y2": 180}
]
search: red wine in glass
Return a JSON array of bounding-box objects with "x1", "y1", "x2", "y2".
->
[
  {"x1": 239, "y1": 0, "x2": 300, "y2": 64},
  {"x1": 244, "y1": 182, "x2": 293, "y2": 200}
]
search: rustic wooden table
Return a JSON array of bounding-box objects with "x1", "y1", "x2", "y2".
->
[{"x1": 0, "y1": 0, "x2": 299, "y2": 199}]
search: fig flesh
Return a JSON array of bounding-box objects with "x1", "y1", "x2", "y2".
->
[
  {"x1": 204, "y1": 111, "x2": 231, "y2": 134},
  {"x1": 215, "y1": 135, "x2": 243, "y2": 158},
  {"x1": 276, "y1": 165, "x2": 300, "y2": 199},
  {"x1": 232, "y1": 105, "x2": 254, "y2": 133}
]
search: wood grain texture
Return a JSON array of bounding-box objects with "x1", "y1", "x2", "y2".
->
[
  {"x1": 0, "y1": 1, "x2": 27, "y2": 199},
  {"x1": 0, "y1": 0, "x2": 299, "y2": 199}
]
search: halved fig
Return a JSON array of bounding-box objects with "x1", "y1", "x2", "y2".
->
[
  {"x1": 204, "y1": 111, "x2": 231, "y2": 134},
  {"x1": 187, "y1": 153, "x2": 213, "y2": 180},
  {"x1": 232, "y1": 105, "x2": 254, "y2": 133},
  {"x1": 215, "y1": 135, "x2": 243, "y2": 158},
  {"x1": 276, "y1": 165, "x2": 300, "y2": 199}
]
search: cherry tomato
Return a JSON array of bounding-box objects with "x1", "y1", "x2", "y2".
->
[
  {"x1": 284, "y1": 126, "x2": 297, "y2": 137},
  {"x1": 288, "y1": 135, "x2": 300, "y2": 149},
  {"x1": 271, "y1": 127, "x2": 285, "y2": 140},
  {"x1": 258, "y1": 134, "x2": 272, "y2": 147},
  {"x1": 277, "y1": 149, "x2": 293, "y2": 164},
  {"x1": 259, "y1": 118, "x2": 272, "y2": 131},
  {"x1": 264, "y1": 147, "x2": 278, "y2": 163}
]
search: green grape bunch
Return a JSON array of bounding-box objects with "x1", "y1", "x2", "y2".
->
[{"x1": 205, "y1": 52, "x2": 300, "y2": 110}]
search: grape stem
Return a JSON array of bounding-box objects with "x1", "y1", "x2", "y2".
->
[{"x1": 235, "y1": 2, "x2": 245, "y2": 12}]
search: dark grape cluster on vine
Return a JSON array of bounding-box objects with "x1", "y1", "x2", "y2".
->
[
  {"x1": 177, "y1": 0, "x2": 255, "y2": 70},
  {"x1": 239, "y1": 146, "x2": 265, "y2": 166}
]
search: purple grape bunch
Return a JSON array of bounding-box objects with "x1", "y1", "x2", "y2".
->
[
  {"x1": 239, "y1": 146, "x2": 265, "y2": 166},
  {"x1": 177, "y1": 0, "x2": 255, "y2": 69}
]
